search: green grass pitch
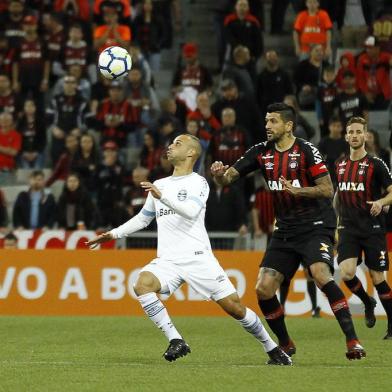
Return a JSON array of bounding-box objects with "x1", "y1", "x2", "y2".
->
[{"x1": 0, "y1": 316, "x2": 390, "y2": 392}]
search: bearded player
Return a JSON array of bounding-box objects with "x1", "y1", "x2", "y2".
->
[
  {"x1": 335, "y1": 116, "x2": 392, "y2": 339},
  {"x1": 211, "y1": 103, "x2": 365, "y2": 360}
]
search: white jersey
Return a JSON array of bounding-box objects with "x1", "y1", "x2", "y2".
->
[
  {"x1": 111, "y1": 172, "x2": 212, "y2": 261},
  {"x1": 151, "y1": 173, "x2": 212, "y2": 259}
]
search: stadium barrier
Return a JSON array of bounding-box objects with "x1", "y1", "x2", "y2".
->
[{"x1": 0, "y1": 249, "x2": 390, "y2": 317}]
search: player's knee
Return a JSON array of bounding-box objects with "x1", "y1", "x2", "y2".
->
[
  {"x1": 255, "y1": 281, "x2": 275, "y2": 300},
  {"x1": 134, "y1": 273, "x2": 158, "y2": 296},
  {"x1": 369, "y1": 270, "x2": 385, "y2": 285},
  {"x1": 339, "y1": 266, "x2": 356, "y2": 281},
  {"x1": 311, "y1": 266, "x2": 332, "y2": 287}
]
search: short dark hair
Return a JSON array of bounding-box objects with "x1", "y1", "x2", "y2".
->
[
  {"x1": 323, "y1": 64, "x2": 335, "y2": 73},
  {"x1": 4, "y1": 232, "x2": 17, "y2": 242},
  {"x1": 31, "y1": 170, "x2": 44, "y2": 178},
  {"x1": 328, "y1": 115, "x2": 342, "y2": 125},
  {"x1": 267, "y1": 102, "x2": 296, "y2": 131}
]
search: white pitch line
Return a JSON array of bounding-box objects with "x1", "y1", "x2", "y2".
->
[{"x1": 0, "y1": 360, "x2": 387, "y2": 370}]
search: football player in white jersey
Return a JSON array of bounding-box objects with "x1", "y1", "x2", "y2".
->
[{"x1": 87, "y1": 134, "x2": 291, "y2": 365}]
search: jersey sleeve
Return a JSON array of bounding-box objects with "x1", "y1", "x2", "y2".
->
[
  {"x1": 374, "y1": 157, "x2": 392, "y2": 190},
  {"x1": 303, "y1": 141, "x2": 329, "y2": 180},
  {"x1": 233, "y1": 143, "x2": 264, "y2": 177},
  {"x1": 140, "y1": 191, "x2": 156, "y2": 217}
]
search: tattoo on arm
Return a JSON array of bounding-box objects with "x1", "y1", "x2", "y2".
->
[
  {"x1": 296, "y1": 175, "x2": 334, "y2": 199},
  {"x1": 215, "y1": 167, "x2": 240, "y2": 186}
]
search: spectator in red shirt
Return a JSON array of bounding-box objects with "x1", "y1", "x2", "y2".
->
[
  {"x1": 210, "y1": 106, "x2": 251, "y2": 166},
  {"x1": 293, "y1": 0, "x2": 332, "y2": 59},
  {"x1": 92, "y1": 81, "x2": 137, "y2": 147},
  {"x1": 187, "y1": 91, "x2": 221, "y2": 141},
  {"x1": 172, "y1": 42, "x2": 213, "y2": 108},
  {"x1": 0, "y1": 111, "x2": 21, "y2": 171},
  {"x1": 356, "y1": 36, "x2": 391, "y2": 109},
  {"x1": 93, "y1": 4, "x2": 131, "y2": 53},
  {"x1": 335, "y1": 52, "x2": 359, "y2": 90}
]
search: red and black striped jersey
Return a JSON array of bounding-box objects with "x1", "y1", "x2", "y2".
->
[
  {"x1": 335, "y1": 154, "x2": 392, "y2": 233},
  {"x1": 233, "y1": 138, "x2": 336, "y2": 237}
]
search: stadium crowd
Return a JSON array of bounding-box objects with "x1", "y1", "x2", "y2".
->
[{"x1": 0, "y1": 0, "x2": 391, "y2": 244}]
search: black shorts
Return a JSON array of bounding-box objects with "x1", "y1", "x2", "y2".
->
[
  {"x1": 260, "y1": 230, "x2": 335, "y2": 282},
  {"x1": 337, "y1": 230, "x2": 389, "y2": 272}
]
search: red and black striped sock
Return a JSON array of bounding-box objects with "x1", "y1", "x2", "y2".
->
[
  {"x1": 375, "y1": 281, "x2": 392, "y2": 324},
  {"x1": 258, "y1": 296, "x2": 290, "y2": 346},
  {"x1": 344, "y1": 276, "x2": 372, "y2": 307},
  {"x1": 322, "y1": 281, "x2": 358, "y2": 342}
]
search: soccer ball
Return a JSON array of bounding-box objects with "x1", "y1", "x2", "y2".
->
[{"x1": 98, "y1": 46, "x2": 132, "y2": 80}]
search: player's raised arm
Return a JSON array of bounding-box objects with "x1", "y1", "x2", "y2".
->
[
  {"x1": 211, "y1": 143, "x2": 263, "y2": 186},
  {"x1": 85, "y1": 193, "x2": 156, "y2": 249}
]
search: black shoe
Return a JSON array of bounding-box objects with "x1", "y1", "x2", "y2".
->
[
  {"x1": 266, "y1": 346, "x2": 293, "y2": 366},
  {"x1": 383, "y1": 324, "x2": 392, "y2": 340},
  {"x1": 163, "y1": 339, "x2": 191, "y2": 362},
  {"x1": 364, "y1": 297, "x2": 377, "y2": 328},
  {"x1": 312, "y1": 306, "x2": 321, "y2": 318}
]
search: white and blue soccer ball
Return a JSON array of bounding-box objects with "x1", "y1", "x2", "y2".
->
[{"x1": 98, "y1": 46, "x2": 132, "y2": 80}]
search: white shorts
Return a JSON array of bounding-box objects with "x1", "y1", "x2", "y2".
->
[{"x1": 140, "y1": 255, "x2": 236, "y2": 301}]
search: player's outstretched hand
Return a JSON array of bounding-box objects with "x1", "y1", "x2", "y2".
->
[
  {"x1": 141, "y1": 182, "x2": 162, "y2": 199},
  {"x1": 211, "y1": 161, "x2": 229, "y2": 177},
  {"x1": 367, "y1": 200, "x2": 383, "y2": 216},
  {"x1": 85, "y1": 232, "x2": 114, "y2": 249}
]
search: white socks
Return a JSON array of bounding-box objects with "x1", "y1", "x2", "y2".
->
[
  {"x1": 137, "y1": 292, "x2": 182, "y2": 341},
  {"x1": 239, "y1": 308, "x2": 277, "y2": 352}
]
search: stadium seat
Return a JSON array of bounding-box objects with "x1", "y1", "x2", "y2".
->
[
  {"x1": 49, "y1": 180, "x2": 65, "y2": 201},
  {"x1": 300, "y1": 110, "x2": 321, "y2": 145}
]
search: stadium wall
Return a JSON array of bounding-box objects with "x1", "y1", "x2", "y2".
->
[{"x1": 0, "y1": 249, "x2": 390, "y2": 317}]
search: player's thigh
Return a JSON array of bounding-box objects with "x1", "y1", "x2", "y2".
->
[
  {"x1": 183, "y1": 257, "x2": 237, "y2": 302},
  {"x1": 300, "y1": 232, "x2": 335, "y2": 287},
  {"x1": 139, "y1": 258, "x2": 184, "y2": 296},
  {"x1": 258, "y1": 236, "x2": 301, "y2": 287},
  {"x1": 362, "y1": 234, "x2": 389, "y2": 273},
  {"x1": 337, "y1": 230, "x2": 362, "y2": 273}
]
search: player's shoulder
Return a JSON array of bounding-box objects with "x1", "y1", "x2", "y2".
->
[
  {"x1": 368, "y1": 155, "x2": 391, "y2": 172},
  {"x1": 296, "y1": 138, "x2": 319, "y2": 152},
  {"x1": 248, "y1": 140, "x2": 272, "y2": 154},
  {"x1": 189, "y1": 172, "x2": 209, "y2": 188},
  {"x1": 153, "y1": 176, "x2": 171, "y2": 186}
]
